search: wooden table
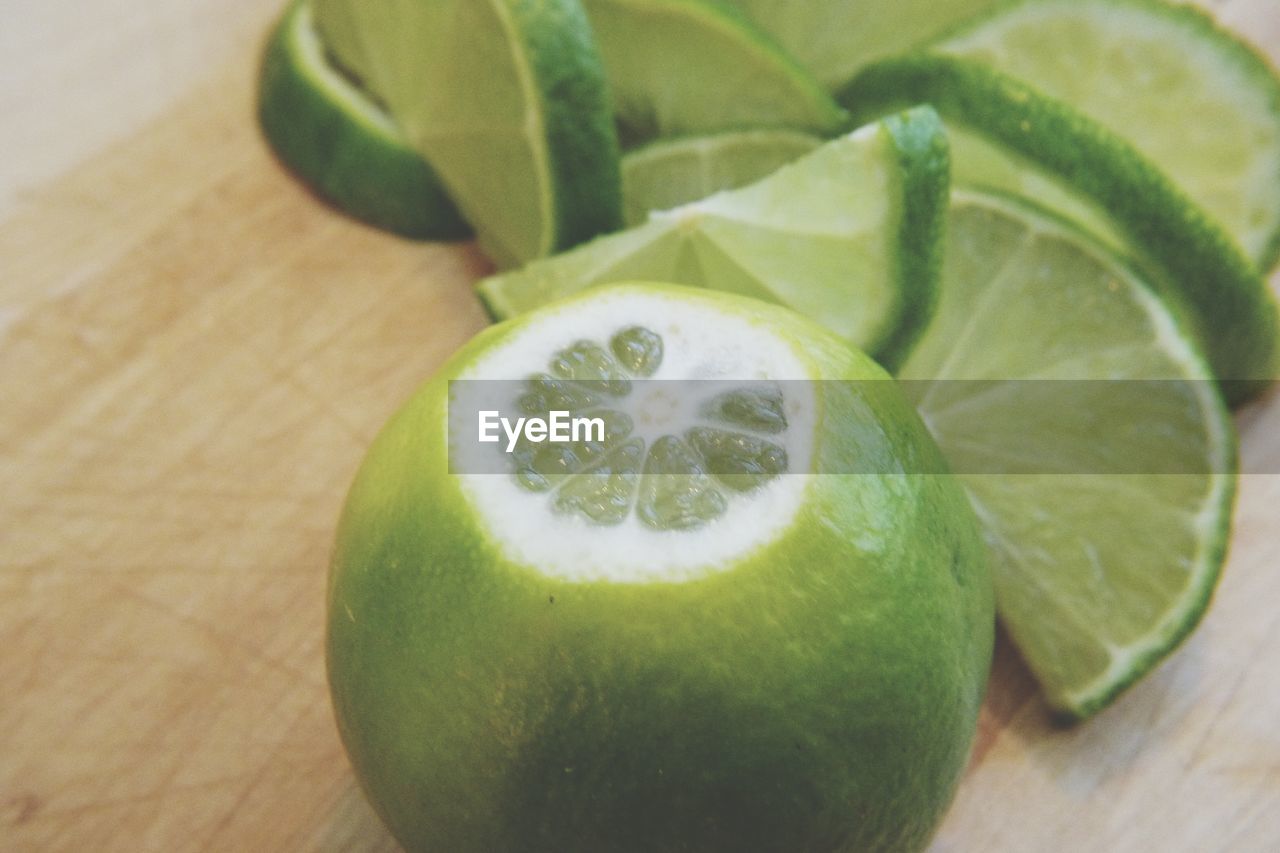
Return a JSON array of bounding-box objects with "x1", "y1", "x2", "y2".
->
[{"x1": 2, "y1": 1, "x2": 1278, "y2": 849}]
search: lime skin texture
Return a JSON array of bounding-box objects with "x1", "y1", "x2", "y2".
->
[{"x1": 327, "y1": 284, "x2": 994, "y2": 852}]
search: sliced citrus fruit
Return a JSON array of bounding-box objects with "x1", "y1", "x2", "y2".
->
[
  {"x1": 331, "y1": 282, "x2": 993, "y2": 850},
  {"x1": 900, "y1": 189, "x2": 1236, "y2": 718},
  {"x1": 620, "y1": 129, "x2": 822, "y2": 226},
  {"x1": 933, "y1": 0, "x2": 1280, "y2": 271},
  {"x1": 580, "y1": 0, "x2": 847, "y2": 144},
  {"x1": 312, "y1": 0, "x2": 622, "y2": 267},
  {"x1": 256, "y1": 0, "x2": 468, "y2": 240},
  {"x1": 478, "y1": 107, "x2": 948, "y2": 370},
  {"x1": 725, "y1": 0, "x2": 1001, "y2": 90},
  {"x1": 841, "y1": 55, "x2": 1280, "y2": 403}
]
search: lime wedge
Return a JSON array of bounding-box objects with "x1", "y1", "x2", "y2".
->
[
  {"x1": 724, "y1": 0, "x2": 1001, "y2": 90},
  {"x1": 841, "y1": 56, "x2": 1280, "y2": 403},
  {"x1": 934, "y1": 0, "x2": 1280, "y2": 271},
  {"x1": 901, "y1": 189, "x2": 1236, "y2": 719},
  {"x1": 312, "y1": 0, "x2": 622, "y2": 268},
  {"x1": 580, "y1": 0, "x2": 847, "y2": 144},
  {"x1": 620, "y1": 129, "x2": 822, "y2": 226},
  {"x1": 256, "y1": 0, "x2": 467, "y2": 240},
  {"x1": 478, "y1": 107, "x2": 949, "y2": 370}
]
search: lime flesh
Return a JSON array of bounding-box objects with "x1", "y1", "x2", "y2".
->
[{"x1": 901, "y1": 190, "x2": 1236, "y2": 718}]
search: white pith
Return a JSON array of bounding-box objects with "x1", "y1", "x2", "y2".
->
[{"x1": 454, "y1": 288, "x2": 817, "y2": 583}]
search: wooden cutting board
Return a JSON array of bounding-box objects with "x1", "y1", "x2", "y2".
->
[{"x1": 3, "y1": 1, "x2": 1278, "y2": 849}]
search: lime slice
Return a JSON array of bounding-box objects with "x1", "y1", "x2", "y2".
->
[
  {"x1": 841, "y1": 55, "x2": 1280, "y2": 403},
  {"x1": 477, "y1": 107, "x2": 949, "y2": 370},
  {"x1": 256, "y1": 0, "x2": 468, "y2": 240},
  {"x1": 580, "y1": 0, "x2": 847, "y2": 144},
  {"x1": 312, "y1": 0, "x2": 622, "y2": 267},
  {"x1": 724, "y1": 0, "x2": 1001, "y2": 90},
  {"x1": 332, "y1": 282, "x2": 993, "y2": 851},
  {"x1": 620, "y1": 129, "x2": 823, "y2": 226},
  {"x1": 934, "y1": 0, "x2": 1280, "y2": 271},
  {"x1": 900, "y1": 190, "x2": 1236, "y2": 719}
]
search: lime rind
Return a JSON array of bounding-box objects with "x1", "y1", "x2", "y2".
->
[
  {"x1": 841, "y1": 54, "x2": 1280, "y2": 403},
  {"x1": 877, "y1": 107, "x2": 950, "y2": 370},
  {"x1": 581, "y1": 0, "x2": 848, "y2": 144},
  {"x1": 932, "y1": 0, "x2": 1280, "y2": 272},
  {"x1": 903, "y1": 189, "x2": 1236, "y2": 719},
  {"x1": 256, "y1": 0, "x2": 469, "y2": 239}
]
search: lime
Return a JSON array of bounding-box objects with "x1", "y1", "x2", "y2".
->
[
  {"x1": 580, "y1": 0, "x2": 847, "y2": 144},
  {"x1": 934, "y1": 0, "x2": 1280, "y2": 271},
  {"x1": 312, "y1": 0, "x2": 622, "y2": 267},
  {"x1": 900, "y1": 190, "x2": 1236, "y2": 719},
  {"x1": 329, "y1": 282, "x2": 993, "y2": 851},
  {"x1": 725, "y1": 0, "x2": 1001, "y2": 90},
  {"x1": 478, "y1": 107, "x2": 949, "y2": 370},
  {"x1": 256, "y1": 0, "x2": 468, "y2": 240},
  {"x1": 620, "y1": 129, "x2": 822, "y2": 226},
  {"x1": 841, "y1": 55, "x2": 1280, "y2": 403}
]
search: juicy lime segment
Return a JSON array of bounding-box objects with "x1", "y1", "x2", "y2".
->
[
  {"x1": 901, "y1": 190, "x2": 1236, "y2": 718},
  {"x1": 581, "y1": 0, "x2": 847, "y2": 144},
  {"x1": 936, "y1": 0, "x2": 1280, "y2": 269},
  {"x1": 313, "y1": 0, "x2": 622, "y2": 267},
  {"x1": 256, "y1": 0, "x2": 467, "y2": 239},
  {"x1": 621, "y1": 130, "x2": 823, "y2": 226},
  {"x1": 478, "y1": 107, "x2": 949, "y2": 370}
]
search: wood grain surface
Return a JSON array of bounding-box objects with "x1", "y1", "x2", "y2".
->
[{"x1": 2, "y1": 1, "x2": 1278, "y2": 850}]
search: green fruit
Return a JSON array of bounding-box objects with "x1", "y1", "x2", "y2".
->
[
  {"x1": 329, "y1": 283, "x2": 993, "y2": 852},
  {"x1": 312, "y1": 0, "x2": 623, "y2": 267},
  {"x1": 901, "y1": 190, "x2": 1236, "y2": 718},
  {"x1": 256, "y1": 0, "x2": 468, "y2": 239},
  {"x1": 478, "y1": 107, "x2": 950, "y2": 371}
]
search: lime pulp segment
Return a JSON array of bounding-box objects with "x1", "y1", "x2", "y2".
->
[
  {"x1": 256, "y1": 0, "x2": 468, "y2": 239},
  {"x1": 580, "y1": 0, "x2": 847, "y2": 144},
  {"x1": 934, "y1": 0, "x2": 1280, "y2": 271},
  {"x1": 840, "y1": 54, "x2": 1280, "y2": 403},
  {"x1": 312, "y1": 0, "x2": 623, "y2": 267},
  {"x1": 901, "y1": 190, "x2": 1236, "y2": 718},
  {"x1": 477, "y1": 107, "x2": 949, "y2": 371}
]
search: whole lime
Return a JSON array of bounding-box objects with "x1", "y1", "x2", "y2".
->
[{"x1": 328, "y1": 283, "x2": 993, "y2": 852}]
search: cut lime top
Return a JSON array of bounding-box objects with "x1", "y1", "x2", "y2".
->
[{"x1": 457, "y1": 286, "x2": 817, "y2": 582}]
